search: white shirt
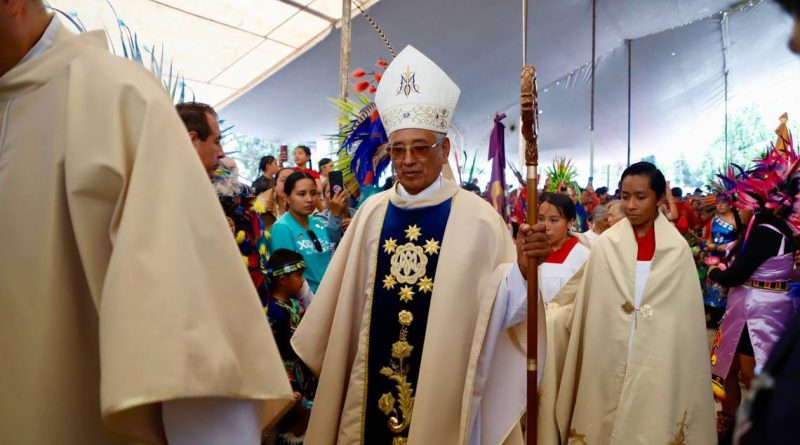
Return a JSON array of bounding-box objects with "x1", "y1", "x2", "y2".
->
[
  {"x1": 17, "y1": 15, "x2": 62, "y2": 67},
  {"x1": 397, "y1": 175, "x2": 443, "y2": 200}
]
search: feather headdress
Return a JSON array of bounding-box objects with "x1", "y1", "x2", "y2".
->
[
  {"x1": 726, "y1": 113, "x2": 800, "y2": 230},
  {"x1": 545, "y1": 157, "x2": 577, "y2": 193}
]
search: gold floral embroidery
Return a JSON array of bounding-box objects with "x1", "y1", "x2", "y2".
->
[
  {"x1": 378, "y1": 392, "x2": 396, "y2": 415},
  {"x1": 669, "y1": 411, "x2": 689, "y2": 445},
  {"x1": 392, "y1": 437, "x2": 408, "y2": 445},
  {"x1": 378, "y1": 316, "x2": 416, "y2": 434},
  {"x1": 398, "y1": 310, "x2": 413, "y2": 326},
  {"x1": 391, "y1": 341, "x2": 413, "y2": 359}
]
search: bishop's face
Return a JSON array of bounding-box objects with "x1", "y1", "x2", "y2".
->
[{"x1": 388, "y1": 128, "x2": 450, "y2": 195}]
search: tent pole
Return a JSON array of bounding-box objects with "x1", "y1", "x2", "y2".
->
[
  {"x1": 626, "y1": 39, "x2": 632, "y2": 167},
  {"x1": 721, "y1": 12, "x2": 731, "y2": 167},
  {"x1": 590, "y1": 0, "x2": 596, "y2": 183},
  {"x1": 338, "y1": 0, "x2": 352, "y2": 114}
]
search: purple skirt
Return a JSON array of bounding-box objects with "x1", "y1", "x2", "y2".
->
[{"x1": 710, "y1": 253, "x2": 796, "y2": 398}]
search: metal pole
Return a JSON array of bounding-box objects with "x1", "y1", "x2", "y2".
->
[
  {"x1": 589, "y1": 0, "x2": 596, "y2": 182},
  {"x1": 724, "y1": 73, "x2": 729, "y2": 167},
  {"x1": 522, "y1": 0, "x2": 528, "y2": 66},
  {"x1": 721, "y1": 12, "x2": 731, "y2": 167},
  {"x1": 338, "y1": 0, "x2": 352, "y2": 108},
  {"x1": 626, "y1": 39, "x2": 632, "y2": 167}
]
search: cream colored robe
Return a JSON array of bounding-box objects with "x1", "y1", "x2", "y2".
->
[
  {"x1": 0, "y1": 28, "x2": 292, "y2": 444},
  {"x1": 292, "y1": 180, "x2": 540, "y2": 445},
  {"x1": 538, "y1": 215, "x2": 716, "y2": 444}
]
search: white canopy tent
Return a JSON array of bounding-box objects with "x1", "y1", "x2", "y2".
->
[
  {"x1": 218, "y1": 0, "x2": 800, "y2": 185},
  {"x1": 51, "y1": 0, "x2": 800, "y2": 186}
]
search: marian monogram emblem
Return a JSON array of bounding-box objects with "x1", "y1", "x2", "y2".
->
[
  {"x1": 391, "y1": 243, "x2": 428, "y2": 284},
  {"x1": 397, "y1": 66, "x2": 421, "y2": 97}
]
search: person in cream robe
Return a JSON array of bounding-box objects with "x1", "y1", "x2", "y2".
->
[
  {"x1": 292, "y1": 45, "x2": 549, "y2": 445},
  {"x1": 0, "y1": 2, "x2": 292, "y2": 444},
  {"x1": 538, "y1": 162, "x2": 716, "y2": 445}
]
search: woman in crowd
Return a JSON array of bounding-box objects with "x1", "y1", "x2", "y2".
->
[
  {"x1": 701, "y1": 195, "x2": 741, "y2": 325},
  {"x1": 268, "y1": 171, "x2": 341, "y2": 293},
  {"x1": 255, "y1": 167, "x2": 294, "y2": 229},
  {"x1": 293, "y1": 145, "x2": 324, "y2": 210},
  {"x1": 706, "y1": 148, "x2": 798, "y2": 441}
]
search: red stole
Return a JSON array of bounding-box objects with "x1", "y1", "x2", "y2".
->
[{"x1": 545, "y1": 236, "x2": 580, "y2": 264}]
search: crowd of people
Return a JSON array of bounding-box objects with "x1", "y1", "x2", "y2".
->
[{"x1": 4, "y1": 0, "x2": 800, "y2": 444}]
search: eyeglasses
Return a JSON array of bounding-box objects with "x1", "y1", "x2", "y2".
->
[
  {"x1": 388, "y1": 137, "x2": 444, "y2": 160},
  {"x1": 307, "y1": 230, "x2": 323, "y2": 252}
]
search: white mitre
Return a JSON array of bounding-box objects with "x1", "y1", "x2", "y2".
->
[{"x1": 375, "y1": 45, "x2": 461, "y2": 136}]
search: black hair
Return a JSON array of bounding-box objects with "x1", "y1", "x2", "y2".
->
[
  {"x1": 283, "y1": 170, "x2": 316, "y2": 196},
  {"x1": 671, "y1": 187, "x2": 683, "y2": 199},
  {"x1": 259, "y1": 155, "x2": 276, "y2": 173},
  {"x1": 539, "y1": 192, "x2": 577, "y2": 221},
  {"x1": 776, "y1": 0, "x2": 800, "y2": 14},
  {"x1": 318, "y1": 157, "x2": 332, "y2": 170},
  {"x1": 175, "y1": 102, "x2": 217, "y2": 141},
  {"x1": 619, "y1": 162, "x2": 667, "y2": 199},
  {"x1": 295, "y1": 145, "x2": 312, "y2": 169},
  {"x1": 595, "y1": 186, "x2": 608, "y2": 195}
]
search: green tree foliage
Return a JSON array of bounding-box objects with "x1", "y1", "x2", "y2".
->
[
  {"x1": 699, "y1": 104, "x2": 772, "y2": 184},
  {"x1": 225, "y1": 132, "x2": 279, "y2": 182}
]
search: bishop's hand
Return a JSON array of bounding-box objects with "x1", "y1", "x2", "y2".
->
[{"x1": 516, "y1": 223, "x2": 549, "y2": 277}]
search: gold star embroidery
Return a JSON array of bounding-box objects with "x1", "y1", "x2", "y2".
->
[
  {"x1": 399, "y1": 285, "x2": 415, "y2": 302},
  {"x1": 423, "y1": 238, "x2": 440, "y2": 255},
  {"x1": 418, "y1": 276, "x2": 433, "y2": 294},
  {"x1": 404, "y1": 225, "x2": 421, "y2": 241},
  {"x1": 383, "y1": 237, "x2": 398, "y2": 254},
  {"x1": 383, "y1": 274, "x2": 397, "y2": 290}
]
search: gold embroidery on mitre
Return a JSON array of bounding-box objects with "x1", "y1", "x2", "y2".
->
[
  {"x1": 390, "y1": 243, "x2": 428, "y2": 285},
  {"x1": 669, "y1": 411, "x2": 689, "y2": 445},
  {"x1": 397, "y1": 66, "x2": 421, "y2": 98},
  {"x1": 568, "y1": 429, "x2": 588, "y2": 445}
]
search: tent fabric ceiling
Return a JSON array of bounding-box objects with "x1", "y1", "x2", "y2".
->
[
  {"x1": 50, "y1": 0, "x2": 379, "y2": 106},
  {"x1": 222, "y1": 0, "x2": 799, "y2": 177}
]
